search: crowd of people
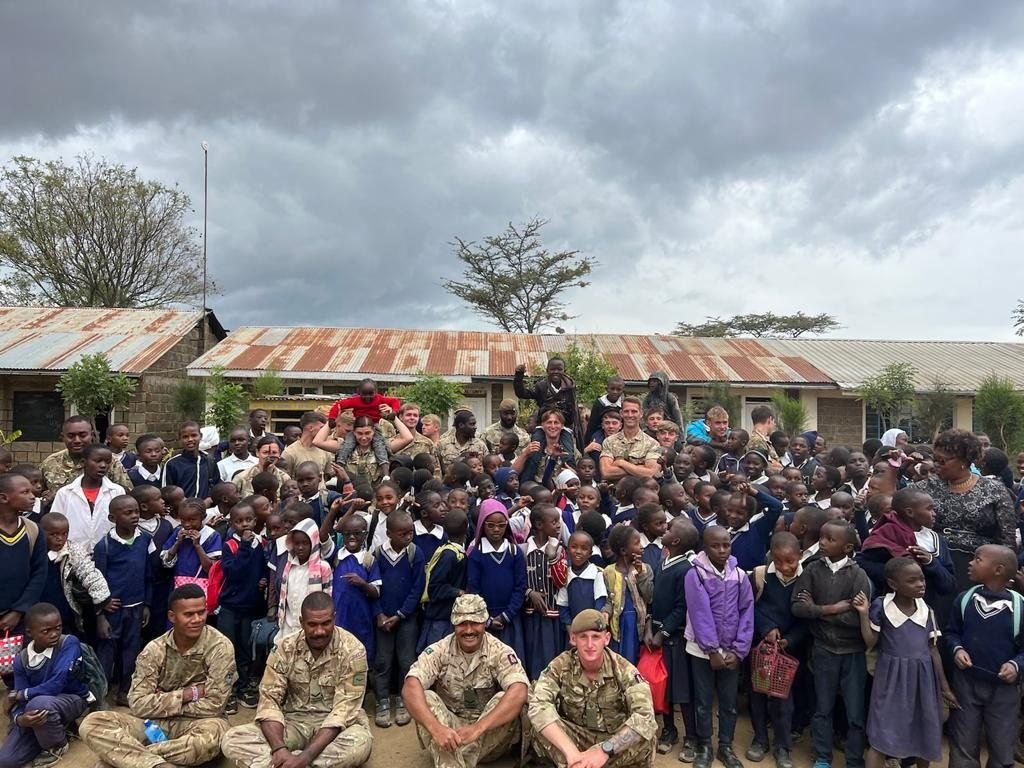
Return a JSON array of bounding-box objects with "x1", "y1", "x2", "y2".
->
[{"x1": 1, "y1": 359, "x2": 1023, "y2": 768}]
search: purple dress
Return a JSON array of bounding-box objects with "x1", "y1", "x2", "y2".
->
[{"x1": 866, "y1": 597, "x2": 943, "y2": 762}]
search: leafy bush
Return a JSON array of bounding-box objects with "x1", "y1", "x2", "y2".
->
[
  {"x1": 56, "y1": 353, "x2": 137, "y2": 427},
  {"x1": 206, "y1": 366, "x2": 248, "y2": 437},
  {"x1": 974, "y1": 375, "x2": 1024, "y2": 452},
  {"x1": 172, "y1": 379, "x2": 207, "y2": 423},
  {"x1": 250, "y1": 367, "x2": 285, "y2": 399},
  {"x1": 389, "y1": 374, "x2": 465, "y2": 420},
  {"x1": 770, "y1": 393, "x2": 808, "y2": 437}
]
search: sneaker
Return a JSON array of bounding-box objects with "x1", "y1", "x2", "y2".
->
[
  {"x1": 375, "y1": 699, "x2": 392, "y2": 728},
  {"x1": 746, "y1": 742, "x2": 767, "y2": 762},
  {"x1": 812, "y1": 761, "x2": 831, "y2": 768},
  {"x1": 773, "y1": 748, "x2": 793, "y2": 768},
  {"x1": 715, "y1": 745, "x2": 743, "y2": 768},
  {"x1": 225, "y1": 695, "x2": 239, "y2": 715},
  {"x1": 31, "y1": 742, "x2": 69, "y2": 767},
  {"x1": 692, "y1": 744, "x2": 712, "y2": 768},
  {"x1": 394, "y1": 697, "x2": 410, "y2": 726},
  {"x1": 658, "y1": 728, "x2": 678, "y2": 754},
  {"x1": 240, "y1": 687, "x2": 259, "y2": 708},
  {"x1": 678, "y1": 740, "x2": 697, "y2": 763}
]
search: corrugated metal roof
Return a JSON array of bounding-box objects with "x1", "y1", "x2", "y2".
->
[
  {"x1": 0, "y1": 306, "x2": 205, "y2": 374},
  {"x1": 766, "y1": 339, "x2": 1024, "y2": 394},
  {"x1": 187, "y1": 326, "x2": 836, "y2": 386}
]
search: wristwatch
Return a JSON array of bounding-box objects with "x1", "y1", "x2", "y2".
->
[{"x1": 601, "y1": 741, "x2": 614, "y2": 757}]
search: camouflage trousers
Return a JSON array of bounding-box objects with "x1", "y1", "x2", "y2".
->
[
  {"x1": 79, "y1": 710, "x2": 228, "y2": 768},
  {"x1": 221, "y1": 714, "x2": 373, "y2": 768},
  {"x1": 416, "y1": 690, "x2": 521, "y2": 768},
  {"x1": 527, "y1": 718, "x2": 656, "y2": 768}
]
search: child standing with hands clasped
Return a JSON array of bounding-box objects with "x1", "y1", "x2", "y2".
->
[
  {"x1": 944, "y1": 544, "x2": 1024, "y2": 768},
  {"x1": 521, "y1": 504, "x2": 567, "y2": 680},
  {"x1": 852, "y1": 557, "x2": 956, "y2": 768},
  {"x1": 467, "y1": 499, "x2": 527, "y2": 659},
  {"x1": 791, "y1": 520, "x2": 872, "y2": 768},
  {"x1": 684, "y1": 525, "x2": 754, "y2": 768},
  {"x1": 160, "y1": 499, "x2": 222, "y2": 591},
  {"x1": 602, "y1": 525, "x2": 653, "y2": 665}
]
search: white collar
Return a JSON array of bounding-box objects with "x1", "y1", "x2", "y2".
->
[
  {"x1": 481, "y1": 538, "x2": 510, "y2": 554},
  {"x1": 662, "y1": 553, "x2": 688, "y2": 569},
  {"x1": 767, "y1": 561, "x2": 803, "y2": 584},
  {"x1": 48, "y1": 548, "x2": 65, "y2": 562},
  {"x1": 639, "y1": 533, "x2": 662, "y2": 549},
  {"x1": 136, "y1": 466, "x2": 162, "y2": 481},
  {"x1": 414, "y1": 520, "x2": 444, "y2": 539},
  {"x1": 914, "y1": 527, "x2": 940, "y2": 554},
  {"x1": 336, "y1": 548, "x2": 364, "y2": 562},
  {"x1": 567, "y1": 562, "x2": 601, "y2": 582},
  {"x1": 826, "y1": 556, "x2": 849, "y2": 573},
  {"x1": 109, "y1": 528, "x2": 140, "y2": 545},
  {"x1": 526, "y1": 536, "x2": 559, "y2": 554},
  {"x1": 800, "y1": 542, "x2": 819, "y2": 563},
  {"x1": 382, "y1": 542, "x2": 407, "y2": 561},
  {"x1": 26, "y1": 643, "x2": 54, "y2": 667},
  {"x1": 882, "y1": 593, "x2": 930, "y2": 629}
]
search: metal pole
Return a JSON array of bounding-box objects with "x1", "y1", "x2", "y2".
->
[{"x1": 201, "y1": 141, "x2": 209, "y2": 350}]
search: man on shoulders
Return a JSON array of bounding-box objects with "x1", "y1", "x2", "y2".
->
[
  {"x1": 221, "y1": 592, "x2": 373, "y2": 768},
  {"x1": 403, "y1": 594, "x2": 529, "y2": 768}
]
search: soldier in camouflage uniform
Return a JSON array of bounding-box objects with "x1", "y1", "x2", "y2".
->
[
  {"x1": 390, "y1": 403, "x2": 439, "y2": 459},
  {"x1": 481, "y1": 399, "x2": 531, "y2": 456},
  {"x1": 403, "y1": 594, "x2": 529, "y2": 768},
  {"x1": 434, "y1": 413, "x2": 489, "y2": 477},
  {"x1": 40, "y1": 415, "x2": 132, "y2": 495},
  {"x1": 527, "y1": 609, "x2": 657, "y2": 768},
  {"x1": 221, "y1": 592, "x2": 373, "y2": 768},
  {"x1": 80, "y1": 583, "x2": 236, "y2": 768}
]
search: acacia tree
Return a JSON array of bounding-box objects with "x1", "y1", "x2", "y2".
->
[
  {"x1": 0, "y1": 154, "x2": 205, "y2": 307},
  {"x1": 442, "y1": 218, "x2": 596, "y2": 333},
  {"x1": 674, "y1": 312, "x2": 839, "y2": 338}
]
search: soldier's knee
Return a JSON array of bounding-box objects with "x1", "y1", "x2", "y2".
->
[
  {"x1": 78, "y1": 710, "x2": 117, "y2": 741},
  {"x1": 221, "y1": 724, "x2": 261, "y2": 759}
]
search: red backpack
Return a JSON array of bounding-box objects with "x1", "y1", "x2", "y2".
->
[{"x1": 205, "y1": 538, "x2": 239, "y2": 614}]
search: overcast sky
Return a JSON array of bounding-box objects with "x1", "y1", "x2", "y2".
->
[{"x1": 3, "y1": 1, "x2": 1024, "y2": 341}]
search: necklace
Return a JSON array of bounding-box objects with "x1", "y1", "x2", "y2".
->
[{"x1": 948, "y1": 475, "x2": 977, "y2": 493}]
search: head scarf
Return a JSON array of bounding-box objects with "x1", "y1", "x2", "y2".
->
[
  {"x1": 472, "y1": 498, "x2": 515, "y2": 550},
  {"x1": 555, "y1": 468, "x2": 579, "y2": 486},
  {"x1": 881, "y1": 429, "x2": 907, "y2": 448},
  {"x1": 279, "y1": 518, "x2": 331, "y2": 616},
  {"x1": 494, "y1": 467, "x2": 517, "y2": 495}
]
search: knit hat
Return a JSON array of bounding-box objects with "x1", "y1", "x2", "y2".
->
[
  {"x1": 451, "y1": 594, "x2": 489, "y2": 625},
  {"x1": 570, "y1": 609, "x2": 609, "y2": 634}
]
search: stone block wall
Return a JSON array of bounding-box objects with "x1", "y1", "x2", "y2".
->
[{"x1": 816, "y1": 396, "x2": 864, "y2": 449}]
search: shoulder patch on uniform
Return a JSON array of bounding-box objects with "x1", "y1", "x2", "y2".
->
[
  {"x1": 424, "y1": 647, "x2": 434, "y2": 655},
  {"x1": 353, "y1": 672, "x2": 366, "y2": 685},
  {"x1": 507, "y1": 652, "x2": 520, "y2": 665}
]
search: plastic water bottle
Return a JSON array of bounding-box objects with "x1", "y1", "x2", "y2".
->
[{"x1": 143, "y1": 719, "x2": 168, "y2": 744}]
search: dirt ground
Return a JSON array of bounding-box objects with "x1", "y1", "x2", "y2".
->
[{"x1": 2, "y1": 700, "x2": 837, "y2": 768}]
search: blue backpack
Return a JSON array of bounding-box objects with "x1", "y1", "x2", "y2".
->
[{"x1": 959, "y1": 585, "x2": 1024, "y2": 637}]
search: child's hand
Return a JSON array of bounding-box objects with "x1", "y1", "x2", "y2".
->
[
  {"x1": 998, "y1": 662, "x2": 1019, "y2": 684},
  {"x1": 524, "y1": 441, "x2": 542, "y2": 457},
  {"x1": 105, "y1": 598, "x2": 122, "y2": 613},
  {"x1": 764, "y1": 628, "x2": 781, "y2": 644},
  {"x1": 954, "y1": 649, "x2": 973, "y2": 669},
  {"x1": 852, "y1": 591, "x2": 869, "y2": 615},
  {"x1": 142, "y1": 607, "x2": 150, "y2": 627},
  {"x1": 343, "y1": 573, "x2": 367, "y2": 589},
  {"x1": 378, "y1": 403, "x2": 393, "y2": 419},
  {"x1": 258, "y1": 578, "x2": 268, "y2": 590},
  {"x1": 722, "y1": 652, "x2": 739, "y2": 670},
  {"x1": 708, "y1": 652, "x2": 726, "y2": 671},
  {"x1": 489, "y1": 615, "x2": 505, "y2": 631},
  {"x1": 941, "y1": 686, "x2": 961, "y2": 710},
  {"x1": 528, "y1": 590, "x2": 548, "y2": 614},
  {"x1": 331, "y1": 463, "x2": 351, "y2": 483},
  {"x1": 241, "y1": 529, "x2": 255, "y2": 542},
  {"x1": 649, "y1": 632, "x2": 663, "y2": 650}
]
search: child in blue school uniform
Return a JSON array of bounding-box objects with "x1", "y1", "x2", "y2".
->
[
  {"x1": 688, "y1": 482, "x2": 720, "y2": 539},
  {"x1": 467, "y1": 499, "x2": 527, "y2": 660},
  {"x1": 577, "y1": 511, "x2": 610, "y2": 566},
  {"x1": 132, "y1": 485, "x2": 174, "y2": 643},
  {"x1": 636, "y1": 503, "x2": 669, "y2": 572},
  {"x1": 602, "y1": 524, "x2": 653, "y2": 665},
  {"x1": 556, "y1": 531, "x2": 608, "y2": 628},
  {"x1": 521, "y1": 505, "x2": 567, "y2": 680},
  {"x1": 418, "y1": 511, "x2": 469, "y2": 651},
  {"x1": 93, "y1": 495, "x2": 153, "y2": 706},
  {"x1": 410, "y1": 489, "x2": 448, "y2": 566},
  {"x1": 160, "y1": 498, "x2": 222, "y2": 595},
  {"x1": 332, "y1": 514, "x2": 380, "y2": 660},
  {"x1": 720, "y1": 484, "x2": 785, "y2": 571},
  {"x1": 652, "y1": 517, "x2": 699, "y2": 761}
]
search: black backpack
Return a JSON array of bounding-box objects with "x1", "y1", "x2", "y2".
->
[{"x1": 22, "y1": 635, "x2": 108, "y2": 709}]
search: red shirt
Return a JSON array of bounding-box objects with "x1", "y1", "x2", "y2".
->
[{"x1": 327, "y1": 394, "x2": 402, "y2": 422}]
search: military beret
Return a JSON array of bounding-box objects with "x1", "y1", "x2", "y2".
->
[{"x1": 570, "y1": 609, "x2": 609, "y2": 634}]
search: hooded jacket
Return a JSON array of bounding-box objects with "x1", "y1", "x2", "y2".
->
[
  {"x1": 642, "y1": 371, "x2": 683, "y2": 428},
  {"x1": 683, "y1": 552, "x2": 754, "y2": 659}
]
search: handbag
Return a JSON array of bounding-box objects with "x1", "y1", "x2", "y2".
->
[
  {"x1": 0, "y1": 630, "x2": 25, "y2": 676},
  {"x1": 751, "y1": 639, "x2": 799, "y2": 699},
  {"x1": 173, "y1": 574, "x2": 210, "y2": 595},
  {"x1": 637, "y1": 646, "x2": 669, "y2": 714}
]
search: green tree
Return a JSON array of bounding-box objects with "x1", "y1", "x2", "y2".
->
[
  {"x1": 389, "y1": 374, "x2": 465, "y2": 420},
  {"x1": 56, "y1": 353, "x2": 138, "y2": 428},
  {"x1": 250, "y1": 367, "x2": 285, "y2": 399},
  {"x1": 913, "y1": 380, "x2": 955, "y2": 443},
  {"x1": 441, "y1": 218, "x2": 596, "y2": 333},
  {"x1": 857, "y1": 363, "x2": 918, "y2": 433},
  {"x1": 699, "y1": 382, "x2": 742, "y2": 424},
  {"x1": 171, "y1": 379, "x2": 207, "y2": 423},
  {"x1": 206, "y1": 366, "x2": 248, "y2": 437},
  {"x1": 973, "y1": 375, "x2": 1024, "y2": 452},
  {"x1": 674, "y1": 312, "x2": 839, "y2": 338},
  {"x1": 0, "y1": 154, "x2": 205, "y2": 307},
  {"x1": 770, "y1": 393, "x2": 808, "y2": 436}
]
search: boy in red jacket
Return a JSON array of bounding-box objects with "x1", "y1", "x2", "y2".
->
[{"x1": 327, "y1": 378, "x2": 401, "y2": 469}]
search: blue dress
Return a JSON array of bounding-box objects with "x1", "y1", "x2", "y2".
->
[
  {"x1": 332, "y1": 553, "x2": 379, "y2": 659},
  {"x1": 611, "y1": 586, "x2": 639, "y2": 664},
  {"x1": 467, "y1": 543, "x2": 527, "y2": 661}
]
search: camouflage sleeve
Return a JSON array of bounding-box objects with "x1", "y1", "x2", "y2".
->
[
  {"x1": 494, "y1": 645, "x2": 529, "y2": 691},
  {"x1": 128, "y1": 641, "x2": 183, "y2": 719},
  {"x1": 324, "y1": 638, "x2": 369, "y2": 730},
  {"x1": 527, "y1": 655, "x2": 565, "y2": 732},
  {"x1": 183, "y1": 633, "x2": 238, "y2": 717},
  {"x1": 255, "y1": 645, "x2": 290, "y2": 724},
  {"x1": 406, "y1": 642, "x2": 442, "y2": 690},
  {"x1": 619, "y1": 663, "x2": 658, "y2": 740},
  {"x1": 109, "y1": 461, "x2": 133, "y2": 492}
]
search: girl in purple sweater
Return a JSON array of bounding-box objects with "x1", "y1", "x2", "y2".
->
[{"x1": 684, "y1": 526, "x2": 755, "y2": 768}]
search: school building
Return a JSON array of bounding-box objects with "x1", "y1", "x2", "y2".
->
[
  {"x1": 0, "y1": 306, "x2": 225, "y2": 463},
  {"x1": 185, "y1": 326, "x2": 1024, "y2": 446}
]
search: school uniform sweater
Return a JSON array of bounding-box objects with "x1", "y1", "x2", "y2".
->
[
  {"x1": 300, "y1": 490, "x2": 343, "y2": 527},
  {"x1": 467, "y1": 541, "x2": 527, "y2": 625},
  {"x1": 728, "y1": 488, "x2": 784, "y2": 571},
  {"x1": 219, "y1": 534, "x2": 269, "y2": 612},
  {"x1": 0, "y1": 519, "x2": 47, "y2": 616},
  {"x1": 12, "y1": 636, "x2": 89, "y2": 712},
  {"x1": 163, "y1": 451, "x2": 216, "y2": 499},
  {"x1": 94, "y1": 530, "x2": 154, "y2": 607},
  {"x1": 421, "y1": 544, "x2": 467, "y2": 622},
  {"x1": 556, "y1": 563, "x2": 608, "y2": 625},
  {"x1": 374, "y1": 544, "x2": 426, "y2": 619},
  {"x1": 753, "y1": 566, "x2": 807, "y2": 648},
  {"x1": 790, "y1": 557, "x2": 871, "y2": 655},
  {"x1": 652, "y1": 555, "x2": 690, "y2": 637},
  {"x1": 128, "y1": 465, "x2": 164, "y2": 489},
  {"x1": 687, "y1": 508, "x2": 717, "y2": 539},
  {"x1": 640, "y1": 536, "x2": 663, "y2": 573},
  {"x1": 414, "y1": 521, "x2": 447, "y2": 567},
  {"x1": 946, "y1": 585, "x2": 1024, "y2": 685}
]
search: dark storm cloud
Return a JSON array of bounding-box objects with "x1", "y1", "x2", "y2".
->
[{"x1": 2, "y1": 1, "x2": 1024, "y2": 337}]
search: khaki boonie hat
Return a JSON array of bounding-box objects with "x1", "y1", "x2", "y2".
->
[{"x1": 451, "y1": 594, "x2": 488, "y2": 625}]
